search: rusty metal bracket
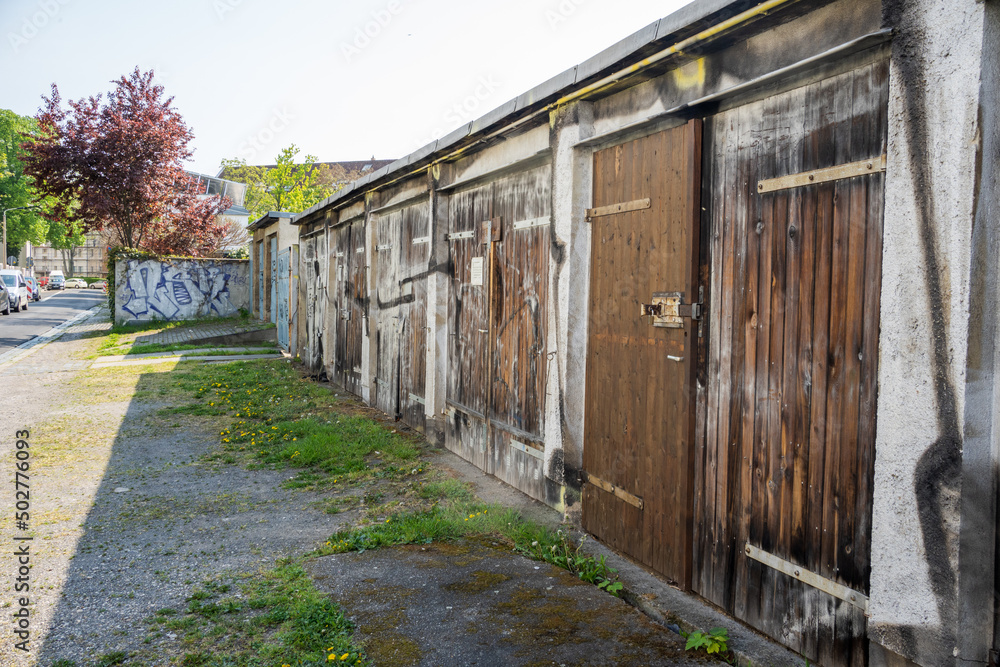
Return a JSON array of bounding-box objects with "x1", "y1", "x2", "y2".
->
[
  {"x1": 586, "y1": 197, "x2": 651, "y2": 221},
  {"x1": 583, "y1": 471, "x2": 643, "y2": 510},
  {"x1": 745, "y1": 543, "x2": 870, "y2": 614},
  {"x1": 641, "y1": 292, "x2": 701, "y2": 328},
  {"x1": 757, "y1": 155, "x2": 886, "y2": 193},
  {"x1": 512, "y1": 216, "x2": 551, "y2": 231}
]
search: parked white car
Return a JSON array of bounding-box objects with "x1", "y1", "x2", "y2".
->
[
  {"x1": 0, "y1": 270, "x2": 29, "y2": 312},
  {"x1": 64, "y1": 278, "x2": 87, "y2": 288}
]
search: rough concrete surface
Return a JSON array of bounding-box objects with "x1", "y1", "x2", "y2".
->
[
  {"x1": 308, "y1": 540, "x2": 710, "y2": 667},
  {"x1": 432, "y1": 441, "x2": 807, "y2": 667}
]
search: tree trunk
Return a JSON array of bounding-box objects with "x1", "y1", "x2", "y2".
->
[{"x1": 61, "y1": 247, "x2": 76, "y2": 277}]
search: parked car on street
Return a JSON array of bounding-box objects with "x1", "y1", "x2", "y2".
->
[
  {"x1": 64, "y1": 277, "x2": 87, "y2": 288},
  {"x1": 48, "y1": 272, "x2": 65, "y2": 290},
  {"x1": 0, "y1": 281, "x2": 10, "y2": 315},
  {"x1": 0, "y1": 270, "x2": 29, "y2": 312},
  {"x1": 38, "y1": 276, "x2": 48, "y2": 289},
  {"x1": 25, "y1": 277, "x2": 41, "y2": 301},
  {"x1": 88, "y1": 279, "x2": 108, "y2": 291}
]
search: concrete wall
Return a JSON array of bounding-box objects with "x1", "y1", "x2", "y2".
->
[
  {"x1": 869, "y1": 0, "x2": 997, "y2": 665},
  {"x1": 115, "y1": 258, "x2": 250, "y2": 325}
]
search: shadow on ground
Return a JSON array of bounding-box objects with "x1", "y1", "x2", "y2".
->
[{"x1": 34, "y1": 366, "x2": 349, "y2": 664}]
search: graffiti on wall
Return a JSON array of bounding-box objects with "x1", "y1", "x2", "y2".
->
[{"x1": 118, "y1": 259, "x2": 249, "y2": 323}]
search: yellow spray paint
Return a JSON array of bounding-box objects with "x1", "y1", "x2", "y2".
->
[{"x1": 672, "y1": 56, "x2": 707, "y2": 91}]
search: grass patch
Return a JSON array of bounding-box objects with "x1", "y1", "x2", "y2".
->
[
  {"x1": 418, "y1": 478, "x2": 475, "y2": 503},
  {"x1": 175, "y1": 360, "x2": 420, "y2": 482},
  {"x1": 146, "y1": 564, "x2": 366, "y2": 666},
  {"x1": 94, "y1": 652, "x2": 128, "y2": 667}
]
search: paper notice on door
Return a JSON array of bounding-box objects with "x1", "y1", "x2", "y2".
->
[{"x1": 470, "y1": 257, "x2": 484, "y2": 286}]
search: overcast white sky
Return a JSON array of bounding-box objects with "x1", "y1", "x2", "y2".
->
[{"x1": 1, "y1": 0, "x2": 694, "y2": 175}]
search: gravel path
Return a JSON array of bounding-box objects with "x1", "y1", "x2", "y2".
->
[{"x1": 0, "y1": 318, "x2": 351, "y2": 666}]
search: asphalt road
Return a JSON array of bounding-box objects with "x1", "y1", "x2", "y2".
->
[{"x1": 0, "y1": 288, "x2": 106, "y2": 353}]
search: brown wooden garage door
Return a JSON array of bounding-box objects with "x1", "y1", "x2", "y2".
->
[{"x1": 582, "y1": 120, "x2": 702, "y2": 586}]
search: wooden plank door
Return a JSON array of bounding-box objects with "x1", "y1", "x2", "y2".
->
[
  {"x1": 270, "y1": 237, "x2": 277, "y2": 323},
  {"x1": 258, "y1": 242, "x2": 265, "y2": 321},
  {"x1": 302, "y1": 233, "x2": 326, "y2": 373},
  {"x1": 445, "y1": 184, "x2": 493, "y2": 473},
  {"x1": 373, "y1": 210, "x2": 403, "y2": 418},
  {"x1": 332, "y1": 221, "x2": 365, "y2": 395},
  {"x1": 487, "y1": 167, "x2": 551, "y2": 498},
  {"x1": 695, "y1": 61, "x2": 887, "y2": 666},
  {"x1": 399, "y1": 203, "x2": 430, "y2": 430},
  {"x1": 582, "y1": 120, "x2": 702, "y2": 586},
  {"x1": 276, "y1": 248, "x2": 290, "y2": 349}
]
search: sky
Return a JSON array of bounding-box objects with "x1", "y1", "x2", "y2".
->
[{"x1": 1, "y1": 0, "x2": 695, "y2": 176}]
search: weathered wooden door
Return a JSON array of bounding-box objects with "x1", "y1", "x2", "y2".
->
[
  {"x1": 331, "y1": 219, "x2": 366, "y2": 395},
  {"x1": 301, "y1": 232, "x2": 326, "y2": 373},
  {"x1": 446, "y1": 184, "x2": 493, "y2": 473},
  {"x1": 258, "y1": 242, "x2": 265, "y2": 321},
  {"x1": 270, "y1": 237, "x2": 277, "y2": 323},
  {"x1": 695, "y1": 61, "x2": 887, "y2": 666},
  {"x1": 398, "y1": 203, "x2": 429, "y2": 431},
  {"x1": 276, "y1": 248, "x2": 290, "y2": 350},
  {"x1": 373, "y1": 211, "x2": 403, "y2": 419},
  {"x1": 445, "y1": 168, "x2": 551, "y2": 499},
  {"x1": 582, "y1": 121, "x2": 702, "y2": 585}
]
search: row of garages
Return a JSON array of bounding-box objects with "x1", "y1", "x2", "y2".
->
[{"x1": 248, "y1": 0, "x2": 1000, "y2": 664}]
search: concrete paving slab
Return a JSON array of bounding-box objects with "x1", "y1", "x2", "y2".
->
[
  {"x1": 133, "y1": 321, "x2": 275, "y2": 346},
  {"x1": 309, "y1": 539, "x2": 714, "y2": 667}
]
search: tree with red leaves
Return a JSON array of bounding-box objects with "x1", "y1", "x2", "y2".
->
[{"x1": 23, "y1": 68, "x2": 228, "y2": 256}]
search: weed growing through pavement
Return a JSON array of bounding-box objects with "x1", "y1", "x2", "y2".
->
[
  {"x1": 681, "y1": 626, "x2": 730, "y2": 656},
  {"x1": 145, "y1": 565, "x2": 368, "y2": 666}
]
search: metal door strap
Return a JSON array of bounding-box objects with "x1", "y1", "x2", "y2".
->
[
  {"x1": 745, "y1": 543, "x2": 870, "y2": 614},
  {"x1": 582, "y1": 471, "x2": 643, "y2": 510}
]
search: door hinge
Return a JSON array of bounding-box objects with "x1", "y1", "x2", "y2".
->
[{"x1": 640, "y1": 292, "x2": 702, "y2": 328}]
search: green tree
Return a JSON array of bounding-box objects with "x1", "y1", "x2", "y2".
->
[
  {"x1": 0, "y1": 109, "x2": 51, "y2": 258},
  {"x1": 220, "y1": 144, "x2": 336, "y2": 222},
  {"x1": 47, "y1": 217, "x2": 88, "y2": 276}
]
